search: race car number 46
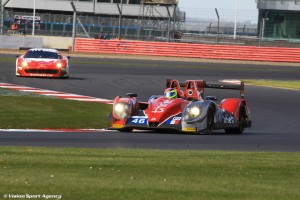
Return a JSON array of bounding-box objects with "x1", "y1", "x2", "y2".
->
[{"x1": 130, "y1": 118, "x2": 148, "y2": 124}]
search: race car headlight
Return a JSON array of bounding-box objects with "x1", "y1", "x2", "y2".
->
[
  {"x1": 56, "y1": 62, "x2": 63, "y2": 68},
  {"x1": 22, "y1": 61, "x2": 28, "y2": 67},
  {"x1": 184, "y1": 106, "x2": 202, "y2": 120},
  {"x1": 113, "y1": 103, "x2": 130, "y2": 119},
  {"x1": 115, "y1": 103, "x2": 125, "y2": 112},
  {"x1": 190, "y1": 106, "x2": 201, "y2": 118}
]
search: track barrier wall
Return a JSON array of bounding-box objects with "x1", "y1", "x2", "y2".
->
[{"x1": 75, "y1": 38, "x2": 300, "y2": 63}]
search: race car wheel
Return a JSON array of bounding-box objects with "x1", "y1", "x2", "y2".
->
[
  {"x1": 205, "y1": 106, "x2": 214, "y2": 134},
  {"x1": 225, "y1": 104, "x2": 246, "y2": 134}
]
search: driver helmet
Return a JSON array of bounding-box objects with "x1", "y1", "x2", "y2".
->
[{"x1": 165, "y1": 88, "x2": 178, "y2": 100}]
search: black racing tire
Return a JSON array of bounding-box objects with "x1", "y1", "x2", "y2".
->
[
  {"x1": 61, "y1": 75, "x2": 69, "y2": 79},
  {"x1": 205, "y1": 106, "x2": 214, "y2": 134},
  {"x1": 225, "y1": 104, "x2": 246, "y2": 134},
  {"x1": 118, "y1": 128, "x2": 133, "y2": 133}
]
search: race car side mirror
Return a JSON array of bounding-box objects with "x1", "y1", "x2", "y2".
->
[
  {"x1": 206, "y1": 96, "x2": 218, "y2": 101},
  {"x1": 127, "y1": 93, "x2": 137, "y2": 98}
]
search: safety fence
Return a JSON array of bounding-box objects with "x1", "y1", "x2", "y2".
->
[{"x1": 74, "y1": 38, "x2": 300, "y2": 63}]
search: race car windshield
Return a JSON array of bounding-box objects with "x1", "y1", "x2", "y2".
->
[{"x1": 24, "y1": 50, "x2": 60, "y2": 59}]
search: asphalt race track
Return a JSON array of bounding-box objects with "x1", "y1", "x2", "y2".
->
[{"x1": 1, "y1": 53, "x2": 300, "y2": 151}]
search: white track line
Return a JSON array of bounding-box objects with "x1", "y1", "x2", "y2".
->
[{"x1": 0, "y1": 82, "x2": 113, "y2": 104}]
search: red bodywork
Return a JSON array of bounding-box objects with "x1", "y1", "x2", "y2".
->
[
  {"x1": 221, "y1": 98, "x2": 245, "y2": 119},
  {"x1": 145, "y1": 97, "x2": 189, "y2": 125},
  {"x1": 112, "y1": 95, "x2": 190, "y2": 130}
]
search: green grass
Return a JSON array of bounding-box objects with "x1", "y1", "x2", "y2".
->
[
  {"x1": 245, "y1": 80, "x2": 300, "y2": 90},
  {"x1": 0, "y1": 93, "x2": 112, "y2": 129},
  {"x1": 0, "y1": 147, "x2": 299, "y2": 200}
]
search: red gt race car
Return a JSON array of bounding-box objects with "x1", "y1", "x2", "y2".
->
[
  {"x1": 110, "y1": 79, "x2": 252, "y2": 134},
  {"x1": 16, "y1": 48, "x2": 70, "y2": 78}
]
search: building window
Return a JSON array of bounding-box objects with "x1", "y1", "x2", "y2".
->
[
  {"x1": 129, "y1": 0, "x2": 141, "y2": 4},
  {"x1": 113, "y1": 0, "x2": 127, "y2": 3},
  {"x1": 98, "y1": 0, "x2": 111, "y2": 2}
]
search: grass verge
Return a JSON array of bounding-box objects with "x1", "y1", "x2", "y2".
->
[
  {"x1": 0, "y1": 91, "x2": 112, "y2": 129},
  {"x1": 245, "y1": 80, "x2": 300, "y2": 90},
  {"x1": 0, "y1": 147, "x2": 299, "y2": 200}
]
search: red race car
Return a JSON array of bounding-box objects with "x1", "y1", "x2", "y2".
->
[
  {"x1": 110, "y1": 79, "x2": 252, "y2": 134},
  {"x1": 16, "y1": 48, "x2": 70, "y2": 78}
]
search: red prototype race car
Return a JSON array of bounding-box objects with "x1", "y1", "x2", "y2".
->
[
  {"x1": 16, "y1": 48, "x2": 70, "y2": 78},
  {"x1": 111, "y1": 79, "x2": 252, "y2": 134}
]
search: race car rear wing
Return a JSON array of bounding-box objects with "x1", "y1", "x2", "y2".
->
[
  {"x1": 206, "y1": 80, "x2": 245, "y2": 99},
  {"x1": 166, "y1": 79, "x2": 245, "y2": 99}
]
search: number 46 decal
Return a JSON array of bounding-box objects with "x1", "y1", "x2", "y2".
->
[{"x1": 130, "y1": 117, "x2": 147, "y2": 124}]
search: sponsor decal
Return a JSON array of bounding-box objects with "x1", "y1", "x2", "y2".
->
[
  {"x1": 112, "y1": 124, "x2": 124, "y2": 128},
  {"x1": 217, "y1": 109, "x2": 236, "y2": 124},
  {"x1": 167, "y1": 117, "x2": 181, "y2": 125},
  {"x1": 29, "y1": 74, "x2": 54, "y2": 77},
  {"x1": 152, "y1": 106, "x2": 165, "y2": 113},
  {"x1": 183, "y1": 127, "x2": 196, "y2": 132},
  {"x1": 151, "y1": 101, "x2": 170, "y2": 113}
]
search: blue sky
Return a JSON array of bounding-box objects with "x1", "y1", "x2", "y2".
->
[{"x1": 178, "y1": 0, "x2": 258, "y2": 23}]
